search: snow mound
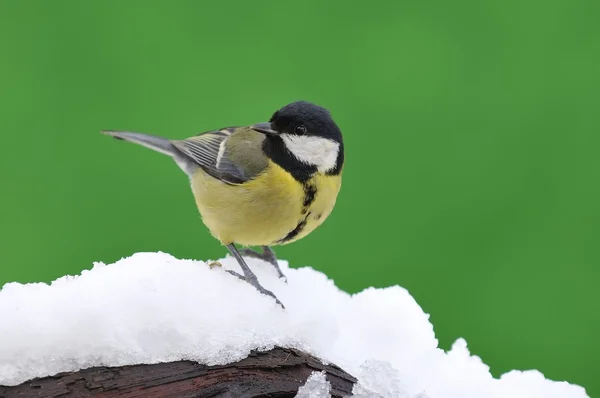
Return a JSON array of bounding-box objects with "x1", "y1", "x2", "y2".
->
[{"x1": 0, "y1": 252, "x2": 589, "y2": 397}]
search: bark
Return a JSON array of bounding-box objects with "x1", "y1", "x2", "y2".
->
[{"x1": 0, "y1": 347, "x2": 357, "y2": 398}]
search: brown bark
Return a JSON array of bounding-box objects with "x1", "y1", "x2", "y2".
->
[{"x1": 0, "y1": 347, "x2": 357, "y2": 398}]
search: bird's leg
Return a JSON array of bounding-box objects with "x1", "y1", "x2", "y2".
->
[
  {"x1": 226, "y1": 244, "x2": 285, "y2": 309},
  {"x1": 239, "y1": 246, "x2": 287, "y2": 282}
]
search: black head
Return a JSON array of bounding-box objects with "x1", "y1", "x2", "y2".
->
[
  {"x1": 251, "y1": 101, "x2": 343, "y2": 144},
  {"x1": 252, "y1": 101, "x2": 345, "y2": 181}
]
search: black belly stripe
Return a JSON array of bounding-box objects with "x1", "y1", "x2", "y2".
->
[
  {"x1": 301, "y1": 182, "x2": 317, "y2": 215},
  {"x1": 276, "y1": 212, "x2": 310, "y2": 244},
  {"x1": 276, "y1": 181, "x2": 318, "y2": 243}
]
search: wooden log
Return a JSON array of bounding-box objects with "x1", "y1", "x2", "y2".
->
[{"x1": 0, "y1": 347, "x2": 357, "y2": 397}]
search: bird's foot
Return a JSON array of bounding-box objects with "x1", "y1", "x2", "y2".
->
[
  {"x1": 207, "y1": 261, "x2": 222, "y2": 269},
  {"x1": 226, "y1": 270, "x2": 285, "y2": 309},
  {"x1": 240, "y1": 246, "x2": 288, "y2": 282}
]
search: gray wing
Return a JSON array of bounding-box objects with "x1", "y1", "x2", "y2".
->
[{"x1": 171, "y1": 127, "x2": 266, "y2": 185}]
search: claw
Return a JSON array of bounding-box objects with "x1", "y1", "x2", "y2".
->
[
  {"x1": 226, "y1": 269, "x2": 244, "y2": 280},
  {"x1": 224, "y1": 244, "x2": 285, "y2": 309},
  {"x1": 226, "y1": 270, "x2": 285, "y2": 309}
]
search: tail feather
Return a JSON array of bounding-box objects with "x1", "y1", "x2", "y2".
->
[
  {"x1": 101, "y1": 130, "x2": 198, "y2": 176},
  {"x1": 101, "y1": 130, "x2": 176, "y2": 157}
]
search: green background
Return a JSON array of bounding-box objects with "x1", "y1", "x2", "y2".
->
[{"x1": 1, "y1": 0, "x2": 598, "y2": 395}]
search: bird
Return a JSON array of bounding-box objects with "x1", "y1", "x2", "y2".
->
[{"x1": 101, "y1": 101, "x2": 344, "y2": 308}]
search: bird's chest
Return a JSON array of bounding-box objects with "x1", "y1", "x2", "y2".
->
[
  {"x1": 191, "y1": 164, "x2": 341, "y2": 246},
  {"x1": 275, "y1": 172, "x2": 342, "y2": 245}
]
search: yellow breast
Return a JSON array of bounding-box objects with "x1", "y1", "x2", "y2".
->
[{"x1": 190, "y1": 161, "x2": 342, "y2": 246}]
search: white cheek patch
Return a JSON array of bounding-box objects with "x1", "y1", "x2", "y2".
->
[{"x1": 280, "y1": 134, "x2": 340, "y2": 173}]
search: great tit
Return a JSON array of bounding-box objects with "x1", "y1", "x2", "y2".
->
[{"x1": 102, "y1": 101, "x2": 344, "y2": 308}]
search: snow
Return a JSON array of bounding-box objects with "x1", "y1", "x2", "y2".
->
[
  {"x1": 0, "y1": 252, "x2": 589, "y2": 397},
  {"x1": 296, "y1": 371, "x2": 331, "y2": 397}
]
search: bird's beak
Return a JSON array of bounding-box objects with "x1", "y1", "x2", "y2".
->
[{"x1": 250, "y1": 122, "x2": 278, "y2": 135}]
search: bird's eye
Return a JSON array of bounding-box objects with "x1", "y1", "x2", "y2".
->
[{"x1": 294, "y1": 125, "x2": 307, "y2": 135}]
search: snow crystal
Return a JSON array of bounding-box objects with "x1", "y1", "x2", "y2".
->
[
  {"x1": 352, "y1": 360, "x2": 410, "y2": 398},
  {"x1": 0, "y1": 252, "x2": 590, "y2": 397},
  {"x1": 295, "y1": 371, "x2": 331, "y2": 397}
]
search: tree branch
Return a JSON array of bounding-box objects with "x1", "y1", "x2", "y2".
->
[{"x1": 0, "y1": 347, "x2": 357, "y2": 397}]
